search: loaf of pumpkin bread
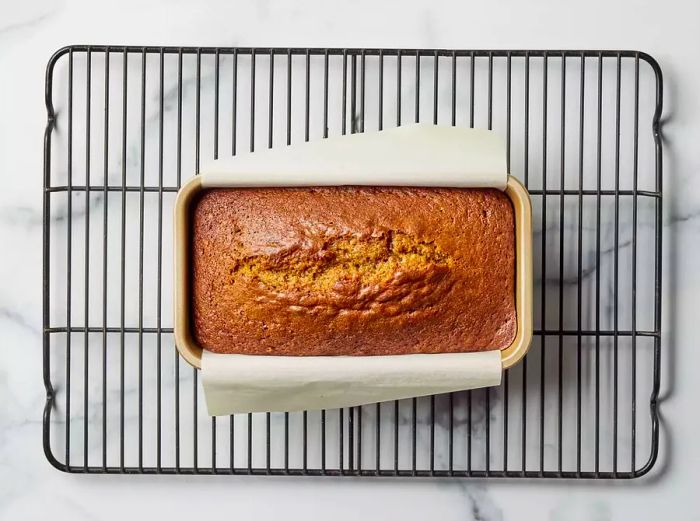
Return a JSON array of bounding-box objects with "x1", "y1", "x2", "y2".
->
[{"x1": 191, "y1": 187, "x2": 516, "y2": 356}]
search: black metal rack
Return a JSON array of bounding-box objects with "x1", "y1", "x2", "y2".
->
[{"x1": 42, "y1": 47, "x2": 662, "y2": 478}]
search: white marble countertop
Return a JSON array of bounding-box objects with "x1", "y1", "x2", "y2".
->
[{"x1": 1, "y1": 0, "x2": 699, "y2": 519}]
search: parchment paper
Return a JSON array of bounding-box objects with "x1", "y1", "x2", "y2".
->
[
  {"x1": 200, "y1": 123, "x2": 508, "y2": 189},
  {"x1": 202, "y1": 351, "x2": 502, "y2": 414},
  {"x1": 198, "y1": 123, "x2": 508, "y2": 415}
]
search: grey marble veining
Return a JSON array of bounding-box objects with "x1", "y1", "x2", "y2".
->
[
  {"x1": 1, "y1": 0, "x2": 699, "y2": 520},
  {"x1": 0, "y1": 4, "x2": 58, "y2": 38}
]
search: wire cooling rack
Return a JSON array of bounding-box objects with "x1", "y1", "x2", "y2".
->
[{"x1": 42, "y1": 47, "x2": 662, "y2": 478}]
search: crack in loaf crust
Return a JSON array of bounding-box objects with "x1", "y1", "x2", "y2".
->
[{"x1": 191, "y1": 187, "x2": 516, "y2": 356}]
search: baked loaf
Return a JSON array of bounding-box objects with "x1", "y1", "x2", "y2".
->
[{"x1": 192, "y1": 187, "x2": 516, "y2": 356}]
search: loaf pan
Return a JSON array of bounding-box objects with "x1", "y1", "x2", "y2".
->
[{"x1": 174, "y1": 175, "x2": 532, "y2": 370}]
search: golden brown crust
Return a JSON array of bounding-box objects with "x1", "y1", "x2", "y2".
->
[{"x1": 191, "y1": 187, "x2": 516, "y2": 356}]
